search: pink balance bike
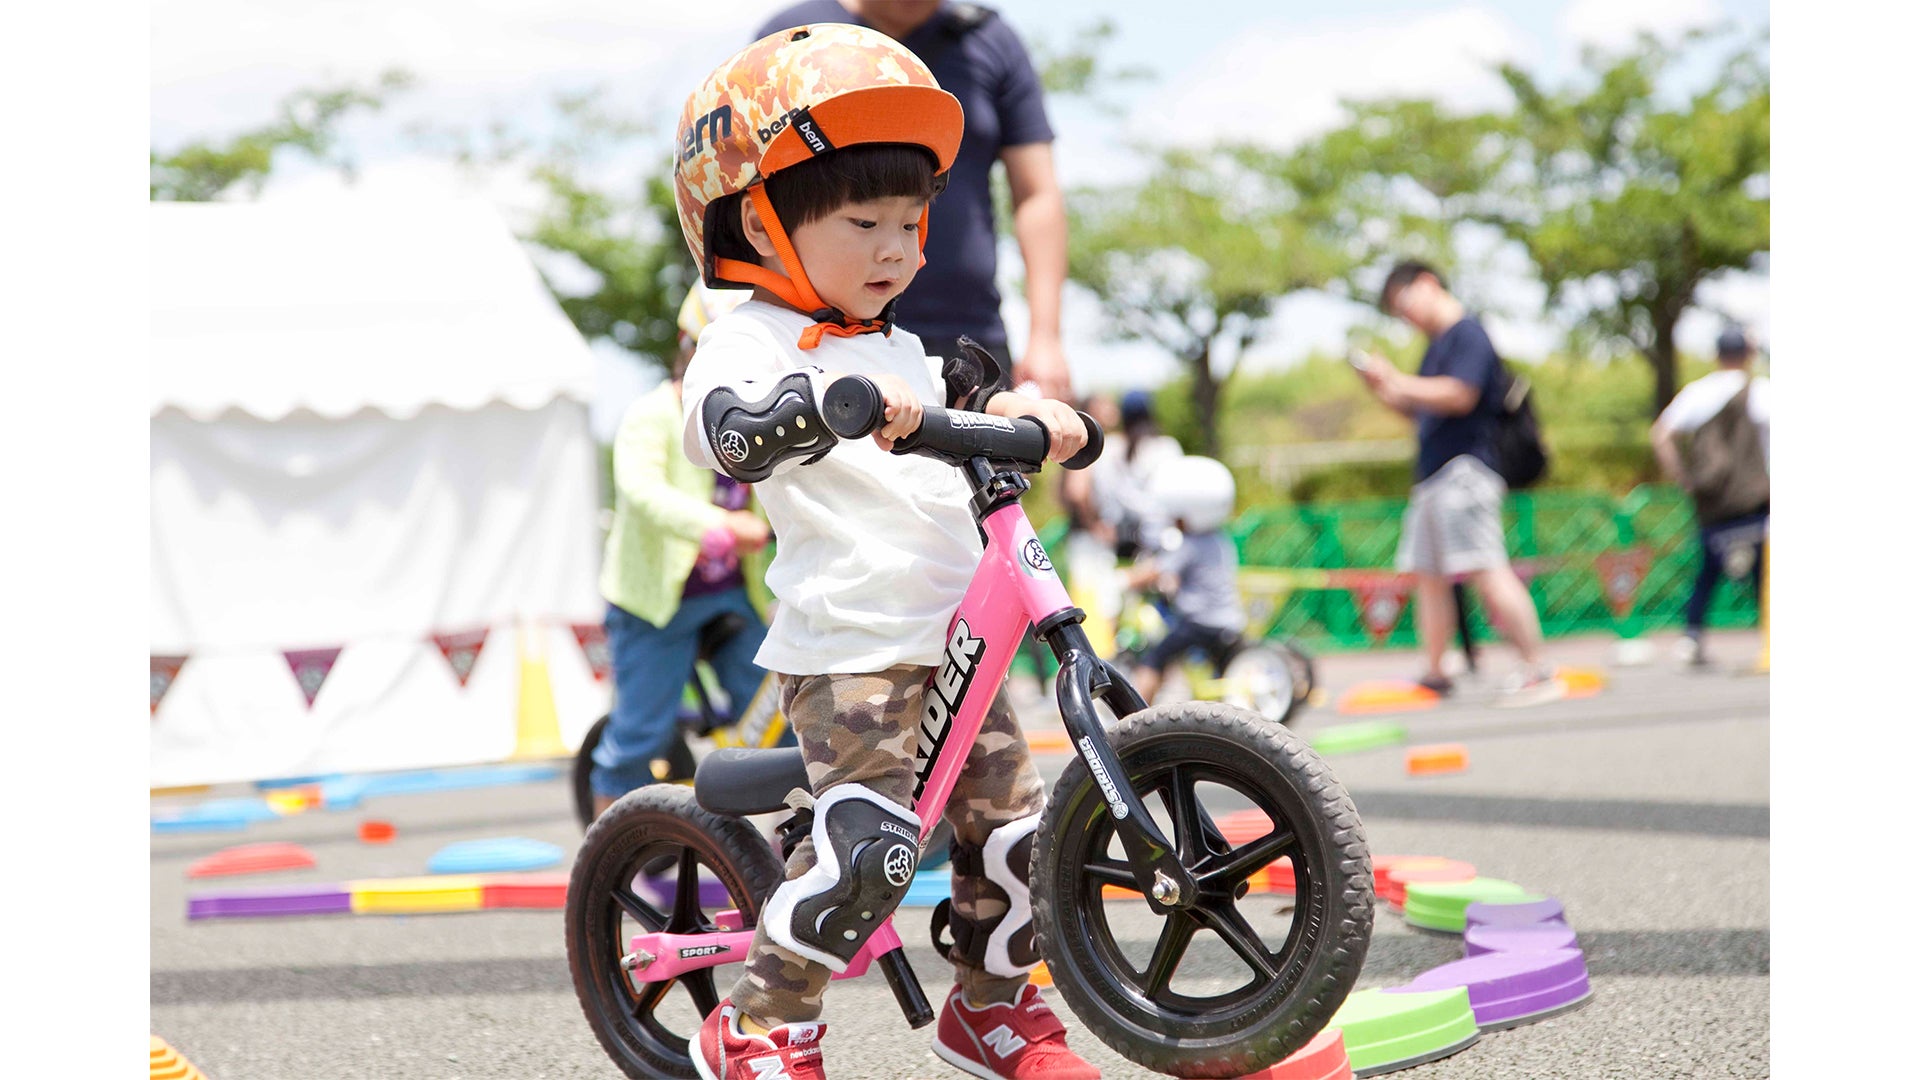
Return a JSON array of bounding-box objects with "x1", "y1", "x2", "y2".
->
[{"x1": 565, "y1": 379, "x2": 1374, "y2": 1079}]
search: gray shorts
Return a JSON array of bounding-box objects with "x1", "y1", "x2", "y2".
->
[{"x1": 1395, "y1": 456, "x2": 1510, "y2": 577}]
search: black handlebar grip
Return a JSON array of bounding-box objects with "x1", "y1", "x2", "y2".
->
[
  {"x1": 892, "y1": 407, "x2": 1053, "y2": 465},
  {"x1": 1060, "y1": 410, "x2": 1105, "y2": 471},
  {"x1": 822, "y1": 375, "x2": 886, "y2": 439}
]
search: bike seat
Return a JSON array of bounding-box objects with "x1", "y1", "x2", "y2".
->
[{"x1": 694, "y1": 747, "x2": 810, "y2": 816}]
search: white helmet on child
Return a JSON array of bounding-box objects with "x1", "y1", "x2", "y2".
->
[{"x1": 1148, "y1": 455, "x2": 1237, "y2": 531}]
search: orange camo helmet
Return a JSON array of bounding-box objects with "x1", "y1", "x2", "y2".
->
[{"x1": 673, "y1": 24, "x2": 963, "y2": 345}]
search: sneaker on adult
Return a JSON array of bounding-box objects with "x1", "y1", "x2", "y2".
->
[
  {"x1": 932, "y1": 983, "x2": 1100, "y2": 1079},
  {"x1": 1492, "y1": 666, "x2": 1565, "y2": 709},
  {"x1": 1416, "y1": 673, "x2": 1455, "y2": 697},
  {"x1": 694, "y1": 999, "x2": 828, "y2": 1080},
  {"x1": 1674, "y1": 634, "x2": 1710, "y2": 669}
]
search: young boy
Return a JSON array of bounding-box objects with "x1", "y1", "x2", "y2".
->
[
  {"x1": 1126, "y1": 455, "x2": 1247, "y2": 704},
  {"x1": 671, "y1": 24, "x2": 1097, "y2": 1080}
]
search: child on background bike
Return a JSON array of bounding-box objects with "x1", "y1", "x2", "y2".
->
[
  {"x1": 671, "y1": 24, "x2": 1097, "y2": 1080},
  {"x1": 1124, "y1": 455, "x2": 1248, "y2": 704},
  {"x1": 590, "y1": 284, "x2": 777, "y2": 819}
]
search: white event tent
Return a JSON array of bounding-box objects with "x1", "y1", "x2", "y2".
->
[{"x1": 151, "y1": 198, "x2": 611, "y2": 786}]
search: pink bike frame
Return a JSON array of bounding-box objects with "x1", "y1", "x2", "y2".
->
[{"x1": 622, "y1": 502, "x2": 1073, "y2": 986}]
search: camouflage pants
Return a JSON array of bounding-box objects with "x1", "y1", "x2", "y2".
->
[{"x1": 728, "y1": 664, "x2": 1046, "y2": 1025}]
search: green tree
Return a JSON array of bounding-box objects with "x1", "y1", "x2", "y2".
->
[
  {"x1": 1068, "y1": 145, "x2": 1372, "y2": 455},
  {"x1": 427, "y1": 91, "x2": 695, "y2": 371},
  {"x1": 151, "y1": 70, "x2": 413, "y2": 201},
  {"x1": 1492, "y1": 34, "x2": 1769, "y2": 413}
]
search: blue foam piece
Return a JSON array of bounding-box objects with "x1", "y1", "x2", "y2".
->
[
  {"x1": 151, "y1": 797, "x2": 280, "y2": 833},
  {"x1": 897, "y1": 868, "x2": 953, "y2": 908},
  {"x1": 319, "y1": 775, "x2": 373, "y2": 810},
  {"x1": 254, "y1": 774, "x2": 337, "y2": 790},
  {"x1": 427, "y1": 837, "x2": 565, "y2": 874}
]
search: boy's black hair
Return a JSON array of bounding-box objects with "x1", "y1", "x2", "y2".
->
[
  {"x1": 710, "y1": 143, "x2": 943, "y2": 267},
  {"x1": 1378, "y1": 260, "x2": 1447, "y2": 313}
]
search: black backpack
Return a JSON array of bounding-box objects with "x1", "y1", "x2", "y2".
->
[{"x1": 1491, "y1": 368, "x2": 1548, "y2": 490}]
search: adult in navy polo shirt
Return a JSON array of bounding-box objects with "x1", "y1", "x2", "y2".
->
[
  {"x1": 1358, "y1": 261, "x2": 1560, "y2": 707},
  {"x1": 753, "y1": 1, "x2": 1071, "y2": 398}
]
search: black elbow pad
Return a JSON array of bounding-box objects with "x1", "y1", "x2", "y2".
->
[{"x1": 700, "y1": 371, "x2": 836, "y2": 482}]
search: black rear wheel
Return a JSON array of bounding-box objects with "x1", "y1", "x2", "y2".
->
[
  {"x1": 1032, "y1": 702, "x2": 1372, "y2": 1078},
  {"x1": 574, "y1": 715, "x2": 701, "y2": 830},
  {"x1": 565, "y1": 785, "x2": 783, "y2": 1079}
]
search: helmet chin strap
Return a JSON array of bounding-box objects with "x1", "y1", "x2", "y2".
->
[{"x1": 711, "y1": 184, "x2": 930, "y2": 350}]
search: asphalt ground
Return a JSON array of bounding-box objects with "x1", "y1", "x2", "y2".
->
[{"x1": 151, "y1": 630, "x2": 1768, "y2": 1079}]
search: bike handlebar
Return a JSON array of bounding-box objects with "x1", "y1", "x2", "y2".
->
[{"x1": 821, "y1": 375, "x2": 1105, "y2": 471}]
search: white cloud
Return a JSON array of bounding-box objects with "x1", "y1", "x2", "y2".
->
[
  {"x1": 1558, "y1": 0, "x2": 1723, "y2": 53},
  {"x1": 1130, "y1": 5, "x2": 1533, "y2": 150}
]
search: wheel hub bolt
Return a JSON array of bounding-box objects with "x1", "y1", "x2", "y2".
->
[{"x1": 1151, "y1": 871, "x2": 1181, "y2": 904}]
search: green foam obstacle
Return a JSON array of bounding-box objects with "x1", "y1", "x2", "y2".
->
[
  {"x1": 1327, "y1": 987, "x2": 1480, "y2": 1077},
  {"x1": 1402, "y1": 877, "x2": 1542, "y2": 933},
  {"x1": 1309, "y1": 721, "x2": 1408, "y2": 756}
]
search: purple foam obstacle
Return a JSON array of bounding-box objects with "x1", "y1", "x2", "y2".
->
[
  {"x1": 1389, "y1": 948, "x2": 1592, "y2": 1030},
  {"x1": 1464, "y1": 923, "x2": 1579, "y2": 957},
  {"x1": 188, "y1": 883, "x2": 353, "y2": 920},
  {"x1": 1463, "y1": 897, "x2": 1567, "y2": 929},
  {"x1": 638, "y1": 874, "x2": 732, "y2": 910}
]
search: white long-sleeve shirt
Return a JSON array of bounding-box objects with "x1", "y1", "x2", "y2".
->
[{"x1": 681, "y1": 300, "x2": 984, "y2": 675}]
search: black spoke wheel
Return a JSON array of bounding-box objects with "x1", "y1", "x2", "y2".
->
[
  {"x1": 1032, "y1": 702, "x2": 1372, "y2": 1079},
  {"x1": 574, "y1": 715, "x2": 702, "y2": 830},
  {"x1": 1280, "y1": 639, "x2": 1317, "y2": 708},
  {"x1": 565, "y1": 785, "x2": 783, "y2": 1079},
  {"x1": 571, "y1": 715, "x2": 610, "y2": 829}
]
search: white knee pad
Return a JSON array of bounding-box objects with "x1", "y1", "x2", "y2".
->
[
  {"x1": 761, "y1": 783, "x2": 922, "y2": 973},
  {"x1": 935, "y1": 812, "x2": 1042, "y2": 978}
]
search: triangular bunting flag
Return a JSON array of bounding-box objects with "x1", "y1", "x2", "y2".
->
[
  {"x1": 432, "y1": 628, "x2": 490, "y2": 689},
  {"x1": 151, "y1": 655, "x2": 187, "y2": 716},
  {"x1": 283, "y1": 647, "x2": 344, "y2": 708},
  {"x1": 1350, "y1": 576, "x2": 1412, "y2": 644},
  {"x1": 1593, "y1": 548, "x2": 1652, "y2": 619},
  {"x1": 571, "y1": 623, "x2": 611, "y2": 683}
]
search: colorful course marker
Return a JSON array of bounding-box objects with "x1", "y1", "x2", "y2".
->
[
  {"x1": 1334, "y1": 680, "x2": 1440, "y2": 717},
  {"x1": 481, "y1": 872, "x2": 570, "y2": 910},
  {"x1": 188, "y1": 883, "x2": 353, "y2": 920},
  {"x1": 1236, "y1": 1027, "x2": 1353, "y2": 1080},
  {"x1": 186, "y1": 842, "x2": 317, "y2": 879},
  {"x1": 1465, "y1": 897, "x2": 1567, "y2": 929},
  {"x1": 1403, "y1": 878, "x2": 1542, "y2": 933},
  {"x1": 1382, "y1": 858, "x2": 1476, "y2": 910},
  {"x1": 349, "y1": 875, "x2": 486, "y2": 915},
  {"x1": 1327, "y1": 987, "x2": 1479, "y2": 1077},
  {"x1": 427, "y1": 838, "x2": 564, "y2": 875},
  {"x1": 1310, "y1": 721, "x2": 1409, "y2": 757},
  {"x1": 1405, "y1": 744, "x2": 1469, "y2": 776},
  {"x1": 1464, "y1": 923, "x2": 1579, "y2": 957},
  {"x1": 1391, "y1": 949, "x2": 1593, "y2": 1030}
]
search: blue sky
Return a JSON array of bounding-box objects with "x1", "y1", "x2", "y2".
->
[{"x1": 152, "y1": 0, "x2": 1771, "y2": 431}]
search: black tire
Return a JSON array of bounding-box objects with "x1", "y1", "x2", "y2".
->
[
  {"x1": 574, "y1": 715, "x2": 702, "y2": 830},
  {"x1": 1280, "y1": 639, "x2": 1317, "y2": 706},
  {"x1": 565, "y1": 784, "x2": 784, "y2": 1079},
  {"x1": 572, "y1": 715, "x2": 610, "y2": 829},
  {"x1": 1032, "y1": 702, "x2": 1372, "y2": 1079}
]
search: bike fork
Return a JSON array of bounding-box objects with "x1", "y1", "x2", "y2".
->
[{"x1": 1046, "y1": 620, "x2": 1201, "y2": 912}]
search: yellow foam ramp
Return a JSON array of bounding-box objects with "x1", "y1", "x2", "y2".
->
[{"x1": 349, "y1": 875, "x2": 486, "y2": 914}]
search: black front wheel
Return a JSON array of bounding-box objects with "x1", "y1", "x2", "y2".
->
[
  {"x1": 1032, "y1": 702, "x2": 1373, "y2": 1078},
  {"x1": 565, "y1": 785, "x2": 783, "y2": 1079}
]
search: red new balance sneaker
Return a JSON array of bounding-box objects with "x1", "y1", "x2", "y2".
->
[
  {"x1": 693, "y1": 998, "x2": 829, "y2": 1080},
  {"x1": 931, "y1": 983, "x2": 1100, "y2": 1079}
]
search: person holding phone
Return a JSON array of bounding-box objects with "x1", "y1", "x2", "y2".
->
[{"x1": 1357, "y1": 261, "x2": 1560, "y2": 708}]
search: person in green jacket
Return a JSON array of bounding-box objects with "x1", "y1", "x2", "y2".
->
[{"x1": 592, "y1": 285, "x2": 776, "y2": 816}]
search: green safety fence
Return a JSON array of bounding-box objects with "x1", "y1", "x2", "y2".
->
[{"x1": 1035, "y1": 483, "x2": 1760, "y2": 655}]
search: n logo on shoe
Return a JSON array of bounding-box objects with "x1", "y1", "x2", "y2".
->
[
  {"x1": 981, "y1": 1024, "x2": 1027, "y2": 1058},
  {"x1": 748, "y1": 1056, "x2": 791, "y2": 1080}
]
